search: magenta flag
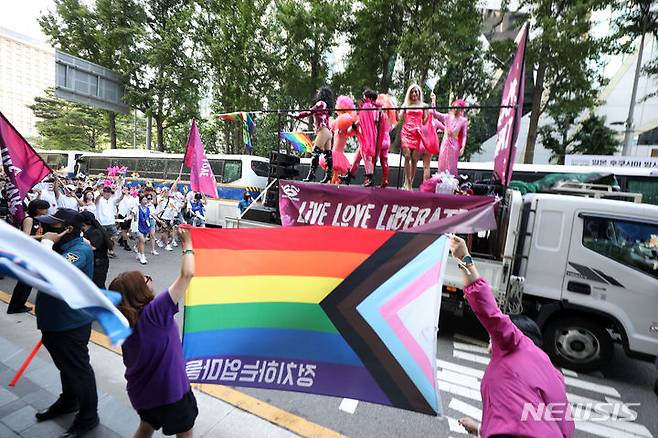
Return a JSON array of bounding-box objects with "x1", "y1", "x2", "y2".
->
[
  {"x1": 0, "y1": 112, "x2": 52, "y2": 226},
  {"x1": 184, "y1": 120, "x2": 219, "y2": 198},
  {"x1": 278, "y1": 180, "x2": 497, "y2": 232},
  {"x1": 493, "y1": 24, "x2": 528, "y2": 185}
]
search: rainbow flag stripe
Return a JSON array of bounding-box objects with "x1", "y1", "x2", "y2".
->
[
  {"x1": 279, "y1": 131, "x2": 314, "y2": 154},
  {"x1": 218, "y1": 112, "x2": 255, "y2": 153},
  {"x1": 183, "y1": 226, "x2": 447, "y2": 415}
]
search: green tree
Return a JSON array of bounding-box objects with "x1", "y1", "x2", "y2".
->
[
  {"x1": 30, "y1": 88, "x2": 107, "y2": 150},
  {"x1": 540, "y1": 113, "x2": 619, "y2": 164},
  {"x1": 338, "y1": 0, "x2": 404, "y2": 95},
  {"x1": 39, "y1": 0, "x2": 145, "y2": 148},
  {"x1": 522, "y1": 0, "x2": 612, "y2": 164},
  {"x1": 124, "y1": 0, "x2": 202, "y2": 152}
]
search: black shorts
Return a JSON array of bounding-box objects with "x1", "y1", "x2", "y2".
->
[
  {"x1": 137, "y1": 390, "x2": 198, "y2": 436},
  {"x1": 118, "y1": 214, "x2": 132, "y2": 231}
]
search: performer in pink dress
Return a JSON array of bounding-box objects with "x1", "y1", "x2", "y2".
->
[
  {"x1": 356, "y1": 89, "x2": 379, "y2": 187},
  {"x1": 376, "y1": 93, "x2": 398, "y2": 188},
  {"x1": 431, "y1": 93, "x2": 468, "y2": 177},
  {"x1": 397, "y1": 84, "x2": 428, "y2": 190},
  {"x1": 321, "y1": 96, "x2": 355, "y2": 184},
  {"x1": 292, "y1": 86, "x2": 334, "y2": 183}
]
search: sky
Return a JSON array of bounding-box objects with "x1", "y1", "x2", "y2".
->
[{"x1": 0, "y1": 0, "x2": 54, "y2": 42}]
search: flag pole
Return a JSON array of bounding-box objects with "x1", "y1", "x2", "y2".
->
[{"x1": 9, "y1": 340, "x2": 42, "y2": 387}]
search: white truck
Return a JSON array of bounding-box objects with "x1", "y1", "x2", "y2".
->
[
  {"x1": 442, "y1": 190, "x2": 658, "y2": 371},
  {"x1": 228, "y1": 188, "x2": 658, "y2": 371}
]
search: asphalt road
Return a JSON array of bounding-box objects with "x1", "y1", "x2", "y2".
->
[{"x1": 2, "y1": 241, "x2": 656, "y2": 438}]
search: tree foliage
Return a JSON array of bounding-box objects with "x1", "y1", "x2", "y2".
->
[{"x1": 540, "y1": 113, "x2": 620, "y2": 164}]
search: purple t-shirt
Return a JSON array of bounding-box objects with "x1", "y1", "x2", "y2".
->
[{"x1": 121, "y1": 290, "x2": 190, "y2": 410}]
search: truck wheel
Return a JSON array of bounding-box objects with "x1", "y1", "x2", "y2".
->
[{"x1": 543, "y1": 316, "x2": 614, "y2": 372}]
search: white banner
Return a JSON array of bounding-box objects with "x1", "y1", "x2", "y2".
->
[{"x1": 565, "y1": 155, "x2": 658, "y2": 169}]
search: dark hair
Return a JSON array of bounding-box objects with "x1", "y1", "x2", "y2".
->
[
  {"x1": 316, "y1": 86, "x2": 334, "y2": 112},
  {"x1": 110, "y1": 271, "x2": 154, "y2": 327},
  {"x1": 510, "y1": 314, "x2": 543, "y2": 348},
  {"x1": 363, "y1": 88, "x2": 378, "y2": 101},
  {"x1": 27, "y1": 199, "x2": 50, "y2": 217},
  {"x1": 194, "y1": 193, "x2": 202, "y2": 200},
  {"x1": 139, "y1": 194, "x2": 148, "y2": 202},
  {"x1": 80, "y1": 210, "x2": 114, "y2": 251}
]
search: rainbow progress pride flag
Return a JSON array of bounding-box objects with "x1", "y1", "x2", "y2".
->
[
  {"x1": 279, "y1": 131, "x2": 314, "y2": 154},
  {"x1": 183, "y1": 226, "x2": 448, "y2": 415}
]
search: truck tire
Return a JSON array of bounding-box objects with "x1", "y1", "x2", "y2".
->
[{"x1": 543, "y1": 316, "x2": 614, "y2": 372}]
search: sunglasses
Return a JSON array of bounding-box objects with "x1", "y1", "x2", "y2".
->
[
  {"x1": 144, "y1": 275, "x2": 152, "y2": 284},
  {"x1": 147, "y1": 197, "x2": 153, "y2": 200}
]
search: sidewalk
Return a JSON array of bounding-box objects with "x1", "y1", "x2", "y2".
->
[{"x1": 0, "y1": 299, "x2": 300, "y2": 438}]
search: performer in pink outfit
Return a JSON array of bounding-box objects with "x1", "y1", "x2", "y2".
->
[
  {"x1": 449, "y1": 236, "x2": 574, "y2": 438},
  {"x1": 321, "y1": 96, "x2": 355, "y2": 184},
  {"x1": 356, "y1": 89, "x2": 378, "y2": 187},
  {"x1": 375, "y1": 93, "x2": 397, "y2": 188},
  {"x1": 291, "y1": 86, "x2": 334, "y2": 183},
  {"x1": 431, "y1": 92, "x2": 468, "y2": 177},
  {"x1": 397, "y1": 84, "x2": 428, "y2": 190}
]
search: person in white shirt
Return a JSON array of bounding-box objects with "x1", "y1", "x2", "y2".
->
[
  {"x1": 95, "y1": 180, "x2": 124, "y2": 257},
  {"x1": 79, "y1": 189, "x2": 97, "y2": 217},
  {"x1": 35, "y1": 180, "x2": 58, "y2": 214},
  {"x1": 54, "y1": 180, "x2": 80, "y2": 211},
  {"x1": 117, "y1": 187, "x2": 138, "y2": 251}
]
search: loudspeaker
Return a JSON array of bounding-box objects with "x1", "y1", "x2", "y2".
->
[
  {"x1": 269, "y1": 151, "x2": 300, "y2": 179},
  {"x1": 242, "y1": 205, "x2": 279, "y2": 224}
]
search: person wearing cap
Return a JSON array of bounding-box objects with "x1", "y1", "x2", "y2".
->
[
  {"x1": 238, "y1": 191, "x2": 253, "y2": 214},
  {"x1": 34, "y1": 208, "x2": 100, "y2": 437},
  {"x1": 95, "y1": 179, "x2": 124, "y2": 257},
  {"x1": 448, "y1": 236, "x2": 574, "y2": 438},
  {"x1": 54, "y1": 178, "x2": 80, "y2": 211}
]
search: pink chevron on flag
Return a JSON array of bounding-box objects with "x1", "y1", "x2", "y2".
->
[
  {"x1": 0, "y1": 111, "x2": 51, "y2": 226},
  {"x1": 379, "y1": 263, "x2": 442, "y2": 386},
  {"x1": 184, "y1": 120, "x2": 218, "y2": 198}
]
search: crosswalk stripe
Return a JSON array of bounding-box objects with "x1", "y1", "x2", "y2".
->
[
  {"x1": 446, "y1": 417, "x2": 468, "y2": 434},
  {"x1": 453, "y1": 350, "x2": 490, "y2": 365},
  {"x1": 448, "y1": 398, "x2": 482, "y2": 420},
  {"x1": 437, "y1": 359, "x2": 485, "y2": 379},
  {"x1": 438, "y1": 380, "x2": 481, "y2": 402},
  {"x1": 575, "y1": 419, "x2": 646, "y2": 438},
  {"x1": 564, "y1": 376, "x2": 621, "y2": 398},
  {"x1": 338, "y1": 398, "x2": 358, "y2": 414},
  {"x1": 453, "y1": 333, "x2": 488, "y2": 347},
  {"x1": 439, "y1": 370, "x2": 480, "y2": 390},
  {"x1": 561, "y1": 368, "x2": 578, "y2": 377},
  {"x1": 453, "y1": 341, "x2": 490, "y2": 355}
]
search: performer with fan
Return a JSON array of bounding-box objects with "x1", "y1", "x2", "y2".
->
[
  {"x1": 431, "y1": 92, "x2": 469, "y2": 177},
  {"x1": 322, "y1": 96, "x2": 356, "y2": 184},
  {"x1": 398, "y1": 84, "x2": 429, "y2": 190},
  {"x1": 291, "y1": 86, "x2": 335, "y2": 183}
]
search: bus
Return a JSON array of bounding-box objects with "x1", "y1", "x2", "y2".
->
[
  {"x1": 299, "y1": 153, "x2": 658, "y2": 204},
  {"x1": 76, "y1": 150, "x2": 269, "y2": 226},
  {"x1": 36, "y1": 149, "x2": 85, "y2": 177}
]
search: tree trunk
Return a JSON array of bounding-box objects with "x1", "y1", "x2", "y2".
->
[
  {"x1": 524, "y1": 59, "x2": 547, "y2": 164},
  {"x1": 156, "y1": 117, "x2": 165, "y2": 152},
  {"x1": 108, "y1": 111, "x2": 117, "y2": 149}
]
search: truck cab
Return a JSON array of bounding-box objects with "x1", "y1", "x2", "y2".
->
[{"x1": 518, "y1": 194, "x2": 658, "y2": 371}]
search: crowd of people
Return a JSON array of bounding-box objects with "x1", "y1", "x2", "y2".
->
[{"x1": 292, "y1": 84, "x2": 468, "y2": 190}]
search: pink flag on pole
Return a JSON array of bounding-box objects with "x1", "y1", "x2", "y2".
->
[
  {"x1": 184, "y1": 120, "x2": 219, "y2": 198},
  {"x1": 493, "y1": 24, "x2": 528, "y2": 186},
  {"x1": 0, "y1": 111, "x2": 52, "y2": 226}
]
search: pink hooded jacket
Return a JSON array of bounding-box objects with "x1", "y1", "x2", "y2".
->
[{"x1": 463, "y1": 278, "x2": 575, "y2": 438}]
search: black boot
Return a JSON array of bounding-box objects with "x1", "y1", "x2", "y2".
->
[
  {"x1": 363, "y1": 174, "x2": 374, "y2": 187},
  {"x1": 303, "y1": 147, "x2": 321, "y2": 182},
  {"x1": 339, "y1": 173, "x2": 353, "y2": 185},
  {"x1": 320, "y1": 150, "x2": 333, "y2": 184}
]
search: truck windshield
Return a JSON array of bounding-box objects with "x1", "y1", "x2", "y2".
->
[{"x1": 582, "y1": 216, "x2": 658, "y2": 279}]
